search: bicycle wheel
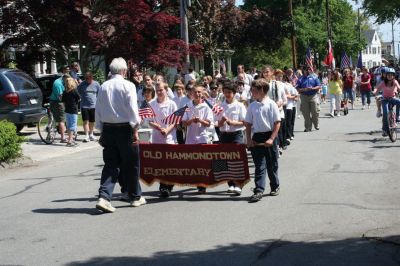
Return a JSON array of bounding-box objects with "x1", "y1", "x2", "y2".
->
[
  {"x1": 37, "y1": 115, "x2": 56, "y2": 144},
  {"x1": 388, "y1": 109, "x2": 397, "y2": 142}
]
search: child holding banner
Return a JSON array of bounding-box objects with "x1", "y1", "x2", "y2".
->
[
  {"x1": 245, "y1": 78, "x2": 281, "y2": 203},
  {"x1": 149, "y1": 82, "x2": 178, "y2": 198},
  {"x1": 182, "y1": 85, "x2": 214, "y2": 193},
  {"x1": 217, "y1": 81, "x2": 247, "y2": 195}
]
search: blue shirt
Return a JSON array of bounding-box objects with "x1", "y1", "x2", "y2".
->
[
  {"x1": 50, "y1": 77, "x2": 64, "y2": 102},
  {"x1": 296, "y1": 75, "x2": 321, "y2": 95},
  {"x1": 77, "y1": 80, "x2": 100, "y2": 108}
]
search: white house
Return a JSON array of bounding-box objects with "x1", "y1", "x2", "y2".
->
[{"x1": 361, "y1": 30, "x2": 383, "y2": 68}]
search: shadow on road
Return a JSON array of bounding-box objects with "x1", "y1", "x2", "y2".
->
[
  {"x1": 65, "y1": 236, "x2": 400, "y2": 266},
  {"x1": 32, "y1": 208, "x2": 101, "y2": 216}
]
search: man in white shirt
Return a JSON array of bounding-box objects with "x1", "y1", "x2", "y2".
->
[{"x1": 95, "y1": 57, "x2": 146, "y2": 213}]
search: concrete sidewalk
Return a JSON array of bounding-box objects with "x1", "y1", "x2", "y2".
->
[{"x1": 19, "y1": 127, "x2": 101, "y2": 162}]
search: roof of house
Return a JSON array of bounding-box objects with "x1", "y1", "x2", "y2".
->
[{"x1": 363, "y1": 30, "x2": 376, "y2": 43}]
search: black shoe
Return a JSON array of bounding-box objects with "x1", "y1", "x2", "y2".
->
[
  {"x1": 197, "y1": 187, "x2": 206, "y2": 194},
  {"x1": 304, "y1": 129, "x2": 311, "y2": 132},
  {"x1": 270, "y1": 187, "x2": 280, "y2": 196},
  {"x1": 159, "y1": 188, "x2": 170, "y2": 198},
  {"x1": 315, "y1": 127, "x2": 320, "y2": 130},
  {"x1": 249, "y1": 192, "x2": 263, "y2": 203}
]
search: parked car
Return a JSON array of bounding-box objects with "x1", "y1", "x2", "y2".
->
[{"x1": 0, "y1": 68, "x2": 46, "y2": 132}]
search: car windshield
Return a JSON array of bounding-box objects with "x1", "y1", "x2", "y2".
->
[{"x1": 5, "y1": 71, "x2": 38, "y2": 91}]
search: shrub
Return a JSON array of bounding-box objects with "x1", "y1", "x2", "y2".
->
[{"x1": 0, "y1": 120, "x2": 25, "y2": 163}]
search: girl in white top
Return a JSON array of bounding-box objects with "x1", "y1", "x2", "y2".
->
[
  {"x1": 148, "y1": 82, "x2": 178, "y2": 197},
  {"x1": 148, "y1": 82, "x2": 178, "y2": 144},
  {"x1": 155, "y1": 74, "x2": 175, "y2": 100},
  {"x1": 182, "y1": 85, "x2": 213, "y2": 193}
]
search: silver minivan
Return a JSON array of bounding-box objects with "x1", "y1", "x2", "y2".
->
[{"x1": 0, "y1": 68, "x2": 46, "y2": 132}]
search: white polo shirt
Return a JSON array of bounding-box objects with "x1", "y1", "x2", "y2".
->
[
  {"x1": 218, "y1": 100, "x2": 247, "y2": 132},
  {"x1": 182, "y1": 101, "x2": 213, "y2": 144},
  {"x1": 149, "y1": 99, "x2": 177, "y2": 144},
  {"x1": 286, "y1": 83, "x2": 298, "y2": 110},
  {"x1": 245, "y1": 97, "x2": 280, "y2": 133}
]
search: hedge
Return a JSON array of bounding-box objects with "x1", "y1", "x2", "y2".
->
[{"x1": 0, "y1": 120, "x2": 25, "y2": 163}]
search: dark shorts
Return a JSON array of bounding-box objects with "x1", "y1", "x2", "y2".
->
[
  {"x1": 50, "y1": 101, "x2": 65, "y2": 123},
  {"x1": 81, "y1": 108, "x2": 95, "y2": 122}
]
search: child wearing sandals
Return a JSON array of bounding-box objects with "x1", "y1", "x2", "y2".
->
[{"x1": 62, "y1": 77, "x2": 81, "y2": 147}]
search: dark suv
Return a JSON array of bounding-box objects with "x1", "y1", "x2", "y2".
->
[
  {"x1": 34, "y1": 74, "x2": 61, "y2": 105},
  {"x1": 0, "y1": 68, "x2": 46, "y2": 132}
]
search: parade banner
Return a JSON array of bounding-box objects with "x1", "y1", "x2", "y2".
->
[{"x1": 139, "y1": 144, "x2": 250, "y2": 188}]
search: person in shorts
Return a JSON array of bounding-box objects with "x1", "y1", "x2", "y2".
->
[
  {"x1": 62, "y1": 77, "x2": 81, "y2": 146},
  {"x1": 77, "y1": 72, "x2": 101, "y2": 142},
  {"x1": 50, "y1": 67, "x2": 69, "y2": 142}
]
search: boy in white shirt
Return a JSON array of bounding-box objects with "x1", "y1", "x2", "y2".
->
[{"x1": 245, "y1": 78, "x2": 281, "y2": 203}]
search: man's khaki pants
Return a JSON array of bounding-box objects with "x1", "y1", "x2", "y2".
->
[{"x1": 300, "y1": 94, "x2": 320, "y2": 131}]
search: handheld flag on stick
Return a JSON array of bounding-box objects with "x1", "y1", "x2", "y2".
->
[
  {"x1": 323, "y1": 39, "x2": 334, "y2": 69},
  {"x1": 306, "y1": 47, "x2": 314, "y2": 72},
  {"x1": 138, "y1": 101, "x2": 155, "y2": 119},
  {"x1": 203, "y1": 98, "x2": 224, "y2": 115},
  {"x1": 162, "y1": 105, "x2": 189, "y2": 125}
]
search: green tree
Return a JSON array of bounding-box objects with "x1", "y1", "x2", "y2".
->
[{"x1": 361, "y1": 0, "x2": 400, "y2": 24}]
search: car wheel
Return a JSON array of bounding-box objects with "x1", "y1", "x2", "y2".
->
[{"x1": 15, "y1": 124, "x2": 24, "y2": 133}]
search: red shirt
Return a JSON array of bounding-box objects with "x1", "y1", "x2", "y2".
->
[
  {"x1": 343, "y1": 75, "x2": 353, "y2": 89},
  {"x1": 360, "y1": 74, "x2": 371, "y2": 91}
]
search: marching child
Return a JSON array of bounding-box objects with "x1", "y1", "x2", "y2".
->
[
  {"x1": 182, "y1": 85, "x2": 213, "y2": 193},
  {"x1": 62, "y1": 77, "x2": 81, "y2": 147},
  {"x1": 245, "y1": 78, "x2": 281, "y2": 202},
  {"x1": 218, "y1": 81, "x2": 247, "y2": 195}
]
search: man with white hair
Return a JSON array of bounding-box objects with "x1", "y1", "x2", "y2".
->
[{"x1": 95, "y1": 57, "x2": 145, "y2": 213}]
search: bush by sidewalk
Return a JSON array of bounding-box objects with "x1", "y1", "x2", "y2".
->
[{"x1": 0, "y1": 120, "x2": 25, "y2": 163}]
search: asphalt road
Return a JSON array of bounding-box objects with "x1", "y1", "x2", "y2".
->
[{"x1": 1, "y1": 100, "x2": 400, "y2": 265}]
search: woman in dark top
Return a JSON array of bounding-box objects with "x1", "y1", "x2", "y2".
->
[{"x1": 62, "y1": 77, "x2": 81, "y2": 146}]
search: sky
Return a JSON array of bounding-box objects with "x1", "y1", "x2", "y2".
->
[{"x1": 235, "y1": 0, "x2": 396, "y2": 43}]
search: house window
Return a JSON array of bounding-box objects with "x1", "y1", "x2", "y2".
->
[
  {"x1": 378, "y1": 47, "x2": 381, "y2": 54},
  {"x1": 372, "y1": 47, "x2": 377, "y2": 54}
]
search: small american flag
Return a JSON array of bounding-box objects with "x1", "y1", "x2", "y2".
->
[
  {"x1": 161, "y1": 105, "x2": 189, "y2": 125},
  {"x1": 203, "y1": 98, "x2": 224, "y2": 115},
  {"x1": 340, "y1": 51, "x2": 351, "y2": 69},
  {"x1": 139, "y1": 101, "x2": 155, "y2": 119},
  {"x1": 212, "y1": 160, "x2": 245, "y2": 181},
  {"x1": 306, "y1": 47, "x2": 314, "y2": 72}
]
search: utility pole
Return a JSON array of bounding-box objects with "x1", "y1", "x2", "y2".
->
[
  {"x1": 392, "y1": 20, "x2": 396, "y2": 65},
  {"x1": 289, "y1": 0, "x2": 297, "y2": 69},
  {"x1": 180, "y1": 0, "x2": 190, "y2": 72}
]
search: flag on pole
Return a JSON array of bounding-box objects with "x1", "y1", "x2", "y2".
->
[
  {"x1": 203, "y1": 98, "x2": 224, "y2": 115},
  {"x1": 306, "y1": 47, "x2": 314, "y2": 72},
  {"x1": 138, "y1": 101, "x2": 155, "y2": 119},
  {"x1": 161, "y1": 105, "x2": 189, "y2": 125},
  {"x1": 323, "y1": 39, "x2": 334, "y2": 69},
  {"x1": 340, "y1": 51, "x2": 351, "y2": 69},
  {"x1": 349, "y1": 55, "x2": 353, "y2": 68},
  {"x1": 357, "y1": 51, "x2": 363, "y2": 68}
]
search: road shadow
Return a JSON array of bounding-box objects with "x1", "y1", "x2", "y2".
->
[
  {"x1": 32, "y1": 208, "x2": 101, "y2": 216},
  {"x1": 371, "y1": 145, "x2": 400, "y2": 149},
  {"x1": 66, "y1": 235, "x2": 400, "y2": 266}
]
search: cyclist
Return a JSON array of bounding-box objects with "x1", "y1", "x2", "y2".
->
[
  {"x1": 375, "y1": 67, "x2": 388, "y2": 118},
  {"x1": 373, "y1": 68, "x2": 400, "y2": 136}
]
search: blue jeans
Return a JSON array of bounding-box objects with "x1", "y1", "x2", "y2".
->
[
  {"x1": 250, "y1": 133, "x2": 279, "y2": 193},
  {"x1": 381, "y1": 97, "x2": 400, "y2": 132},
  {"x1": 65, "y1": 113, "x2": 78, "y2": 133},
  {"x1": 361, "y1": 91, "x2": 371, "y2": 106},
  {"x1": 343, "y1": 88, "x2": 354, "y2": 102},
  {"x1": 98, "y1": 124, "x2": 142, "y2": 201}
]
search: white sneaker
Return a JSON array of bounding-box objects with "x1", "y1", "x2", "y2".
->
[
  {"x1": 131, "y1": 197, "x2": 146, "y2": 207},
  {"x1": 96, "y1": 198, "x2": 116, "y2": 213},
  {"x1": 89, "y1": 135, "x2": 97, "y2": 141},
  {"x1": 83, "y1": 136, "x2": 90, "y2": 143},
  {"x1": 227, "y1": 186, "x2": 235, "y2": 193},
  {"x1": 337, "y1": 113, "x2": 340, "y2": 117},
  {"x1": 329, "y1": 113, "x2": 334, "y2": 118},
  {"x1": 233, "y1": 187, "x2": 242, "y2": 195},
  {"x1": 376, "y1": 111, "x2": 382, "y2": 118},
  {"x1": 361, "y1": 105, "x2": 365, "y2": 110}
]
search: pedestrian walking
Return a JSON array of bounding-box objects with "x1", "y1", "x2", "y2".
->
[
  {"x1": 95, "y1": 57, "x2": 145, "y2": 213},
  {"x1": 360, "y1": 67, "x2": 372, "y2": 109},
  {"x1": 328, "y1": 70, "x2": 343, "y2": 117}
]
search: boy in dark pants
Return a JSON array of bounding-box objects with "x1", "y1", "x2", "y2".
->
[{"x1": 245, "y1": 79, "x2": 281, "y2": 202}]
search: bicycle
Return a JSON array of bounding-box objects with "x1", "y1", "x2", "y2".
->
[
  {"x1": 385, "y1": 101, "x2": 397, "y2": 142},
  {"x1": 37, "y1": 103, "x2": 57, "y2": 144}
]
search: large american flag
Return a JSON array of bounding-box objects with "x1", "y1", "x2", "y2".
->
[
  {"x1": 161, "y1": 105, "x2": 189, "y2": 125},
  {"x1": 212, "y1": 160, "x2": 245, "y2": 181},
  {"x1": 203, "y1": 98, "x2": 224, "y2": 115},
  {"x1": 138, "y1": 101, "x2": 155, "y2": 119},
  {"x1": 340, "y1": 51, "x2": 351, "y2": 69},
  {"x1": 306, "y1": 47, "x2": 314, "y2": 72}
]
